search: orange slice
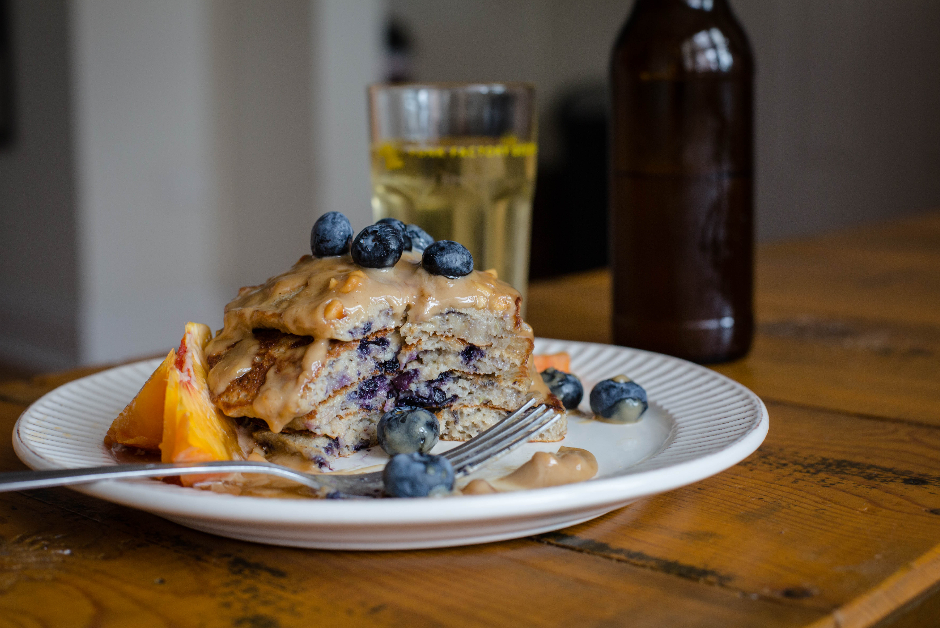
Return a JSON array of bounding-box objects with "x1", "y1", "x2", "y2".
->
[
  {"x1": 532, "y1": 352, "x2": 571, "y2": 373},
  {"x1": 106, "y1": 350, "x2": 175, "y2": 450},
  {"x1": 160, "y1": 322, "x2": 243, "y2": 485}
]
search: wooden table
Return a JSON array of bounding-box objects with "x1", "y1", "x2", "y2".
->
[{"x1": 2, "y1": 211, "x2": 940, "y2": 627}]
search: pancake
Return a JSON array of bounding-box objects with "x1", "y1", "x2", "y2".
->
[{"x1": 205, "y1": 250, "x2": 564, "y2": 466}]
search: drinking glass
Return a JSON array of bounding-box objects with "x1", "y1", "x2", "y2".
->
[{"x1": 368, "y1": 83, "x2": 537, "y2": 299}]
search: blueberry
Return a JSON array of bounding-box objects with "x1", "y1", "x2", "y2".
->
[
  {"x1": 460, "y1": 344, "x2": 484, "y2": 365},
  {"x1": 541, "y1": 368, "x2": 584, "y2": 409},
  {"x1": 383, "y1": 452, "x2": 454, "y2": 497},
  {"x1": 310, "y1": 211, "x2": 353, "y2": 257},
  {"x1": 376, "y1": 217, "x2": 413, "y2": 251},
  {"x1": 422, "y1": 240, "x2": 473, "y2": 278},
  {"x1": 404, "y1": 224, "x2": 434, "y2": 252},
  {"x1": 376, "y1": 406, "x2": 440, "y2": 455},
  {"x1": 392, "y1": 369, "x2": 419, "y2": 392},
  {"x1": 377, "y1": 217, "x2": 406, "y2": 232},
  {"x1": 351, "y1": 224, "x2": 404, "y2": 268},
  {"x1": 589, "y1": 376, "x2": 648, "y2": 423}
]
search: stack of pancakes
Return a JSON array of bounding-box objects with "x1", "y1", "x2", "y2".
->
[{"x1": 205, "y1": 252, "x2": 564, "y2": 466}]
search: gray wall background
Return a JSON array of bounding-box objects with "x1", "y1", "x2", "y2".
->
[
  {"x1": 0, "y1": 0, "x2": 78, "y2": 370},
  {"x1": 1, "y1": 0, "x2": 939, "y2": 369}
]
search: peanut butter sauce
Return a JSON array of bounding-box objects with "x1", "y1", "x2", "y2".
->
[
  {"x1": 206, "y1": 336, "x2": 260, "y2": 393},
  {"x1": 206, "y1": 251, "x2": 520, "y2": 354},
  {"x1": 462, "y1": 447, "x2": 598, "y2": 494}
]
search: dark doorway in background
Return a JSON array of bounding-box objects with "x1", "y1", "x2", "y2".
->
[{"x1": 0, "y1": 0, "x2": 14, "y2": 147}]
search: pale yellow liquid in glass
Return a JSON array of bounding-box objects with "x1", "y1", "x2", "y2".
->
[{"x1": 370, "y1": 139, "x2": 536, "y2": 298}]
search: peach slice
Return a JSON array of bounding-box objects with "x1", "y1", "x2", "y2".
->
[
  {"x1": 161, "y1": 322, "x2": 243, "y2": 485},
  {"x1": 106, "y1": 350, "x2": 175, "y2": 450}
]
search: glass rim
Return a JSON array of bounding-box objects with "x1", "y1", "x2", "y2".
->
[{"x1": 368, "y1": 82, "x2": 536, "y2": 95}]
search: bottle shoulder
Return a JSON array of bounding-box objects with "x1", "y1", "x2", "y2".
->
[{"x1": 611, "y1": 7, "x2": 753, "y2": 79}]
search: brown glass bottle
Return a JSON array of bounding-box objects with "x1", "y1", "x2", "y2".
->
[{"x1": 609, "y1": 0, "x2": 754, "y2": 363}]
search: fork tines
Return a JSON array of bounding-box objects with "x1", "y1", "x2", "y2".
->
[
  {"x1": 444, "y1": 401, "x2": 560, "y2": 477},
  {"x1": 442, "y1": 399, "x2": 535, "y2": 464}
]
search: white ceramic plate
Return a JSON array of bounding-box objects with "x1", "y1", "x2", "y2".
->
[{"x1": 13, "y1": 339, "x2": 768, "y2": 550}]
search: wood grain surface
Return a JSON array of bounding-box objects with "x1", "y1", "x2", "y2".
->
[{"x1": 2, "y1": 210, "x2": 940, "y2": 627}]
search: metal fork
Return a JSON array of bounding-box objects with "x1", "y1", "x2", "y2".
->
[{"x1": 4, "y1": 400, "x2": 560, "y2": 498}]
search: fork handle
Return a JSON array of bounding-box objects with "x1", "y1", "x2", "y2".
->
[{"x1": 0, "y1": 461, "x2": 323, "y2": 492}]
